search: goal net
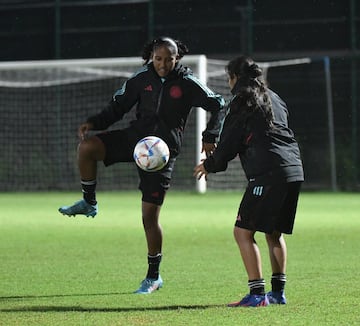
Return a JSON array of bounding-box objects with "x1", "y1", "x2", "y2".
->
[
  {"x1": 0, "y1": 55, "x2": 210, "y2": 192},
  {"x1": 0, "y1": 55, "x2": 333, "y2": 192}
]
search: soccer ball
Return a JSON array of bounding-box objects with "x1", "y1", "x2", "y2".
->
[{"x1": 133, "y1": 136, "x2": 170, "y2": 172}]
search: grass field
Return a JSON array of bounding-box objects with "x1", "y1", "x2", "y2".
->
[{"x1": 0, "y1": 191, "x2": 359, "y2": 325}]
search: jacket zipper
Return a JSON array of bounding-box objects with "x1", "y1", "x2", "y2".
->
[{"x1": 156, "y1": 83, "x2": 164, "y2": 115}]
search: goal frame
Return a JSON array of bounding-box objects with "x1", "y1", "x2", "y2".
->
[{"x1": 0, "y1": 55, "x2": 208, "y2": 192}]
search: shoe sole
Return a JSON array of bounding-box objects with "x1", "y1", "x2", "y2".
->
[
  {"x1": 268, "y1": 299, "x2": 286, "y2": 304},
  {"x1": 59, "y1": 209, "x2": 97, "y2": 218},
  {"x1": 228, "y1": 302, "x2": 269, "y2": 307},
  {"x1": 134, "y1": 282, "x2": 163, "y2": 294}
]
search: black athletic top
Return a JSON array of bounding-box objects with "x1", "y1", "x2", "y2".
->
[
  {"x1": 87, "y1": 62, "x2": 225, "y2": 156},
  {"x1": 203, "y1": 83, "x2": 304, "y2": 184}
]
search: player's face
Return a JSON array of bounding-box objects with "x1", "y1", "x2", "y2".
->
[
  {"x1": 228, "y1": 74, "x2": 238, "y2": 90},
  {"x1": 152, "y1": 46, "x2": 178, "y2": 77}
]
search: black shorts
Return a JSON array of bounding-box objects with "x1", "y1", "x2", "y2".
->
[
  {"x1": 96, "y1": 128, "x2": 176, "y2": 206},
  {"x1": 235, "y1": 181, "x2": 302, "y2": 234}
]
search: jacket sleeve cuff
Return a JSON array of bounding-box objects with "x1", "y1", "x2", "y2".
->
[
  {"x1": 203, "y1": 157, "x2": 214, "y2": 173},
  {"x1": 202, "y1": 131, "x2": 216, "y2": 143}
]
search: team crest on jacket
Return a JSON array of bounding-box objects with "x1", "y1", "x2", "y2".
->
[
  {"x1": 169, "y1": 86, "x2": 182, "y2": 99},
  {"x1": 144, "y1": 84, "x2": 153, "y2": 91}
]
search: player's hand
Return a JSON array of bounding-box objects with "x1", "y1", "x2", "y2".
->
[
  {"x1": 202, "y1": 142, "x2": 216, "y2": 158},
  {"x1": 78, "y1": 122, "x2": 93, "y2": 140},
  {"x1": 193, "y1": 161, "x2": 209, "y2": 180}
]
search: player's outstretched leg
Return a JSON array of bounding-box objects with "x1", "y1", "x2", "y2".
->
[
  {"x1": 59, "y1": 199, "x2": 98, "y2": 217},
  {"x1": 134, "y1": 275, "x2": 163, "y2": 294}
]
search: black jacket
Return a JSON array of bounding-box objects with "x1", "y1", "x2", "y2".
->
[
  {"x1": 87, "y1": 62, "x2": 225, "y2": 156},
  {"x1": 204, "y1": 86, "x2": 304, "y2": 184}
]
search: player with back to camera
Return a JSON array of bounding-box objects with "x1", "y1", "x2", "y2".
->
[
  {"x1": 59, "y1": 37, "x2": 225, "y2": 294},
  {"x1": 193, "y1": 56, "x2": 304, "y2": 307}
]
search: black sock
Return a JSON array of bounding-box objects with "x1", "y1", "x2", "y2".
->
[
  {"x1": 271, "y1": 273, "x2": 286, "y2": 292},
  {"x1": 248, "y1": 279, "x2": 265, "y2": 295},
  {"x1": 146, "y1": 253, "x2": 162, "y2": 279},
  {"x1": 81, "y1": 179, "x2": 97, "y2": 205}
]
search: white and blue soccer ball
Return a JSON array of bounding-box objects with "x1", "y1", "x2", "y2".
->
[{"x1": 133, "y1": 136, "x2": 170, "y2": 172}]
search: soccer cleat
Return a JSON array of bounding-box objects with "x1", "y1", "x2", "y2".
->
[
  {"x1": 266, "y1": 291, "x2": 287, "y2": 304},
  {"x1": 134, "y1": 275, "x2": 163, "y2": 294},
  {"x1": 58, "y1": 199, "x2": 98, "y2": 217},
  {"x1": 227, "y1": 294, "x2": 269, "y2": 307}
]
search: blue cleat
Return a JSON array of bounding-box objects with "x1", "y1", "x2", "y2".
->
[
  {"x1": 134, "y1": 275, "x2": 163, "y2": 294},
  {"x1": 228, "y1": 294, "x2": 269, "y2": 307},
  {"x1": 266, "y1": 291, "x2": 287, "y2": 304},
  {"x1": 59, "y1": 199, "x2": 98, "y2": 218}
]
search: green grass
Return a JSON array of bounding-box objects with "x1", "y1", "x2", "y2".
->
[{"x1": 0, "y1": 191, "x2": 359, "y2": 325}]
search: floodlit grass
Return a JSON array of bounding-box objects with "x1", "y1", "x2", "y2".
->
[{"x1": 0, "y1": 191, "x2": 359, "y2": 325}]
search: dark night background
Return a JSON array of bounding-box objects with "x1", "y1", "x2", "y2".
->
[
  {"x1": 0, "y1": 0, "x2": 359, "y2": 191},
  {"x1": 0, "y1": 0, "x2": 358, "y2": 61}
]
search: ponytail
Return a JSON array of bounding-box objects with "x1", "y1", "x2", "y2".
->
[{"x1": 226, "y1": 56, "x2": 274, "y2": 129}]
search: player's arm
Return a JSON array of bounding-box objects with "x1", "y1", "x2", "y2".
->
[
  {"x1": 186, "y1": 75, "x2": 226, "y2": 148},
  {"x1": 195, "y1": 108, "x2": 246, "y2": 176},
  {"x1": 204, "y1": 121, "x2": 241, "y2": 172},
  {"x1": 199, "y1": 92, "x2": 226, "y2": 146},
  {"x1": 86, "y1": 77, "x2": 140, "y2": 130}
]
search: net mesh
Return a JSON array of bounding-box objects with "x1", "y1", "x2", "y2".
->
[
  {"x1": 1, "y1": 56, "x2": 321, "y2": 192},
  {"x1": 0, "y1": 58, "x2": 202, "y2": 191}
]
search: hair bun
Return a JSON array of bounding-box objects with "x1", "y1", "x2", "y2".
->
[{"x1": 247, "y1": 63, "x2": 262, "y2": 79}]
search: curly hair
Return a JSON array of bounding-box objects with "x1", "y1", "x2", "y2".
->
[
  {"x1": 141, "y1": 36, "x2": 189, "y2": 65},
  {"x1": 226, "y1": 56, "x2": 274, "y2": 129}
]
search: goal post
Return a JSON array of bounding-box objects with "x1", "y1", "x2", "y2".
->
[{"x1": 189, "y1": 55, "x2": 208, "y2": 194}]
